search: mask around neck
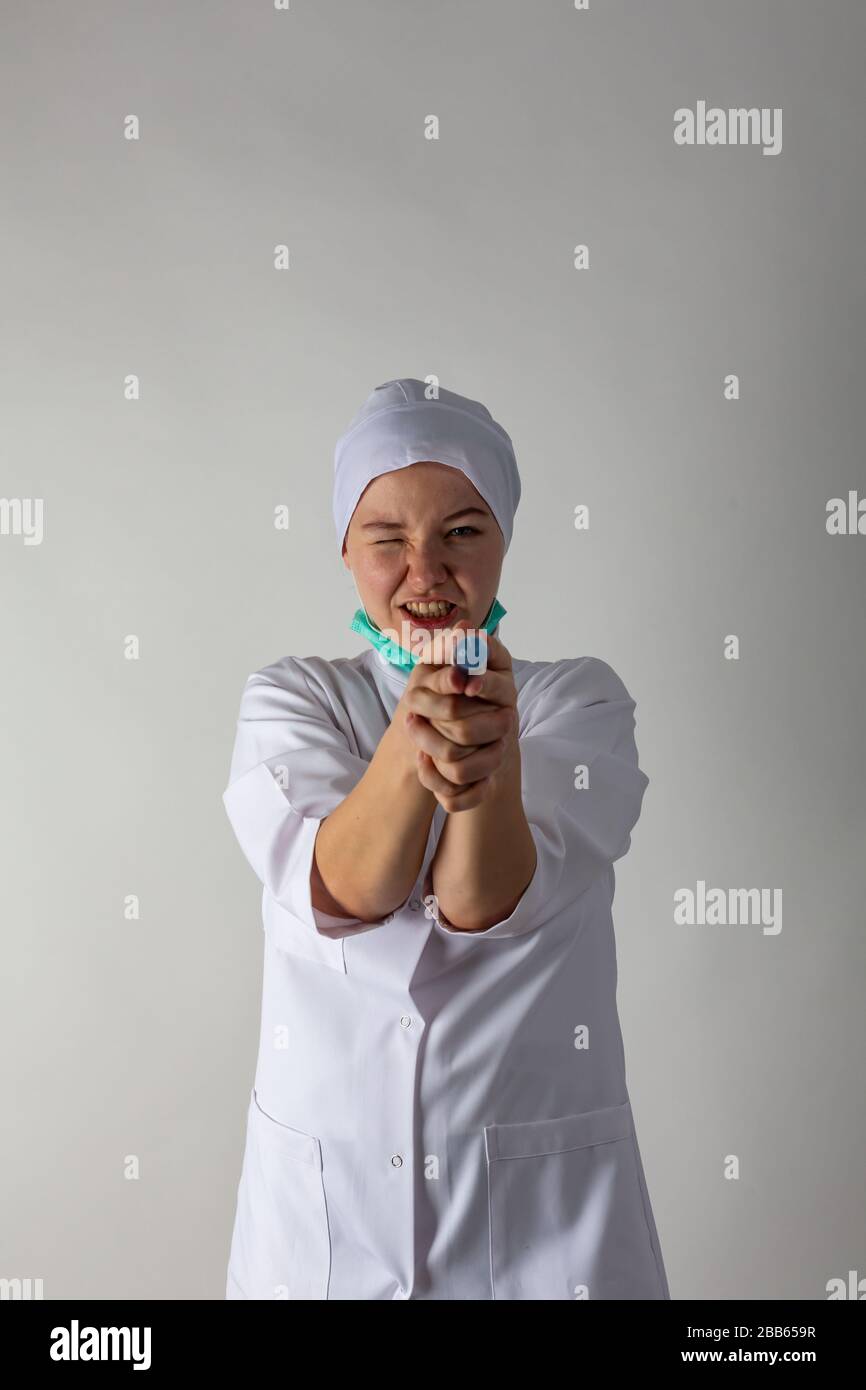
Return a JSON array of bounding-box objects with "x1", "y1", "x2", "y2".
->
[{"x1": 350, "y1": 598, "x2": 507, "y2": 672}]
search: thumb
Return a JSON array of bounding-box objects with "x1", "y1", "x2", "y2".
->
[{"x1": 444, "y1": 619, "x2": 478, "y2": 683}]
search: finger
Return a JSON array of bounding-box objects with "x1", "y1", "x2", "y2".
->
[
  {"x1": 409, "y1": 679, "x2": 501, "y2": 722},
  {"x1": 415, "y1": 750, "x2": 490, "y2": 811},
  {"x1": 430, "y1": 735, "x2": 511, "y2": 786},
  {"x1": 454, "y1": 623, "x2": 515, "y2": 704},
  {"x1": 408, "y1": 712, "x2": 512, "y2": 783},
  {"x1": 459, "y1": 666, "x2": 512, "y2": 705},
  {"x1": 408, "y1": 656, "x2": 476, "y2": 702},
  {"x1": 412, "y1": 696, "x2": 512, "y2": 747},
  {"x1": 426, "y1": 706, "x2": 514, "y2": 748},
  {"x1": 405, "y1": 712, "x2": 480, "y2": 765},
  {"x1": 429, "y1": 624, "x2": 513, "y2": 698},
  {"x1": 478, "y1": 628, "x2": 512, "y2": 671}
]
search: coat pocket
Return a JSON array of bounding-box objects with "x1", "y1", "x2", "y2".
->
[
  {"x1": 226, "y1": 1088, "x2": 332, "y2": 1300},
  {"x1": 484, "y1": 1099, "x2": 667, "y2": 1300}
]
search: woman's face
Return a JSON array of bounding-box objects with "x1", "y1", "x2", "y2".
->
[{"x1": 342, "y1": 461, "x2": 504, "y2": 639}]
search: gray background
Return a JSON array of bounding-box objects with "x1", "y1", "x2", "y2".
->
[{"x1": 2, "y1": 0, "x2": 864, "y2": 1299}]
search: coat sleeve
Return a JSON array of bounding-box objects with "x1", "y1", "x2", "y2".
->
[
  {"x1": 222, "y1": 659, "x2": 371, "y2": 940},
  {"x1": 425, "y1": 656, "x2": 650, "y2": 941}
]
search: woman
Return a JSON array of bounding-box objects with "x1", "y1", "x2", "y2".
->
[{"x1": 222, "y1": 377, "x2": 670, "y2": 1300}]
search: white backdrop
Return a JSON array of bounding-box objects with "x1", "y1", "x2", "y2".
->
[{"x1": 1, "y1": 0, "x2": 864, "y2": 1299}]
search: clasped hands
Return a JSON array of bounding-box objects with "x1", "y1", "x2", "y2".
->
[{"x1": 398, "y1": 620, "x2": 519, "y2": 812}]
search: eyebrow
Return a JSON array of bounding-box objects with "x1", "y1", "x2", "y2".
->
[{"x1": 360, "y1": 507, "x2": 490, "y2": 532}]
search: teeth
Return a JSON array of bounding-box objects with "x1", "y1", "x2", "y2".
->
[{"x1": 404, "y1": 600, "x2": 454, "y2": 617}]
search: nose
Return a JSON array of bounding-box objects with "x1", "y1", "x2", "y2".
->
[{"x1": 403, "y1": 542, "x2": 450, "y2": 593}]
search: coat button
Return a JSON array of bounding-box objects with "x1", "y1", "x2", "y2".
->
[
  {"x1": 400, "y1": 1014, "x2": 412, "y2": 1028},
  {"x1": 390, "y1": 1153, "x2": 403, "y2": 1168}
]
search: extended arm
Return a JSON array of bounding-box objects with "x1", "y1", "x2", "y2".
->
[
  {"x1": 422, "y1": 657, "x2": 650, "y2": 941},
  {"x1": 223, "y1": 658, "x2": 438, "y2": 940},
  {"x1": 312, "y1": 714, "x2": 437, "y2": 922}
]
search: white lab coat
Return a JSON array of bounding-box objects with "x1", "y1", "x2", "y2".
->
[{"x1": 222, "y1": 645, "x2": 670, "y2": 1300}]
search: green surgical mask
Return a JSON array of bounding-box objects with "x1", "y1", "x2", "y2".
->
[{"x1": 350, "y1": 597, "x2": 507, "y2": 672}]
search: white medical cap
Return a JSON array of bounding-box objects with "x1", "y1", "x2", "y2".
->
[{"x1": 333, "y1": 378, "x2": 521, "y2": 555}]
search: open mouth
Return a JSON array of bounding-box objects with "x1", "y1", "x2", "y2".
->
[{"x1": 400, "y1": 601, "x2": 457, "y2": 627}]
